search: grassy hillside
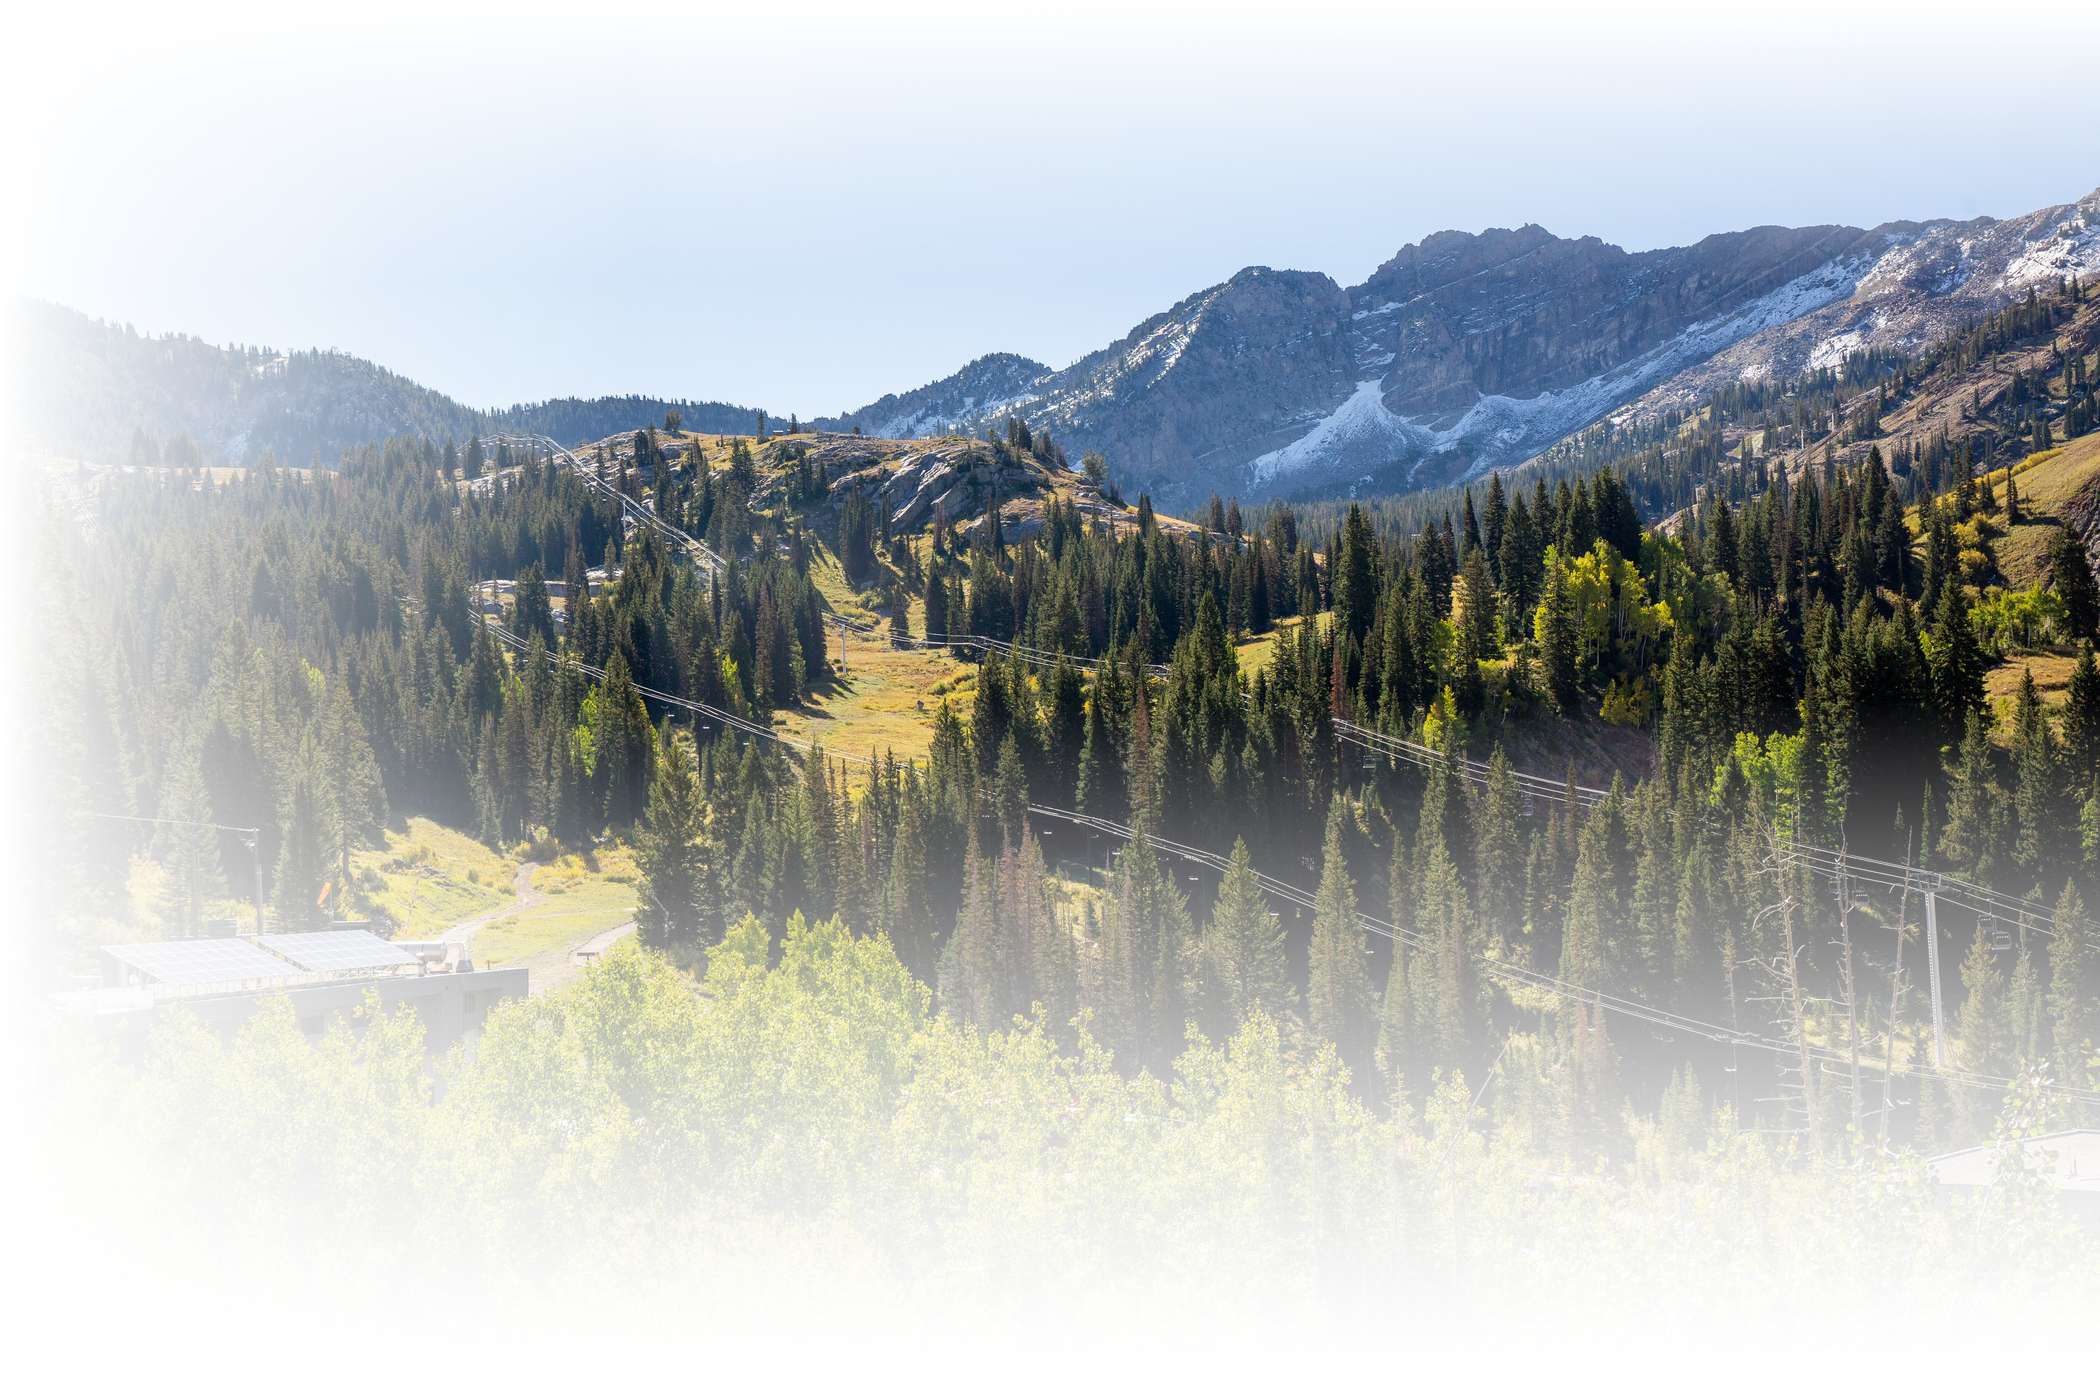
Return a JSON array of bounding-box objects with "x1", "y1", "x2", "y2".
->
[
  {"x1": 777, "y1": 546, "x2": 979, "y2": 769},
  {"x1": 474, "y1": 842, "x2": 640, "y2": 968},
  {"x1": 346, "y1": 817, "x2": 515, "y2": 938},
  {"x1": 1983, "y1": 435, "x2": 2100, "y2": 586}
]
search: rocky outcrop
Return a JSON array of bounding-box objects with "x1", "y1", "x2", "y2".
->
[
  {"x1": 751, "y1": 432, "x2": 1120, "y2": 540},
  {"x1": 2068, "y1": 469, "x2": 2100, "y2": 577}
]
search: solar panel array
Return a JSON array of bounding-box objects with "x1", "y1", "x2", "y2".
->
[
  {"x1": 260, "y1": 930, "x2": 421, "y2": 974},
  {"x1": 103, "y1": 938, "x2": 295, "y2": 987}
]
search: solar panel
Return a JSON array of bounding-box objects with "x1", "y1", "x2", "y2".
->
[
  {"x1": 260, "y1": 929, "x2": 421, "y2": 974},
  {"x1": 103, "y1": 938, "x2": 297, "y2": 987}
]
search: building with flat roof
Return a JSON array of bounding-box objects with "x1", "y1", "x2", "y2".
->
[
  {"x1": 71, "y1": 928, "x2": 526, "y2": 1057},
  {"x1": 1929, "y1": 1130, "x2": 2100, "y2": 1227}
]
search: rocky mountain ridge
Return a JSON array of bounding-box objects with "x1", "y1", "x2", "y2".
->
[
  {"x1": 22, "y1": 185, "x2": 2100, "y2": 509},
  {"x1": 832, "y1": 188, "x2": 2100, "y2": 509},
  {"x1": 12, "y1": 300, "x2": 769, "y2": 468}
]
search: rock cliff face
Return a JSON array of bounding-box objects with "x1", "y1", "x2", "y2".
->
[
  {"x1": 1022, "y1": 268, "x2": 1359, "y2": 484},
  {"x1": 834, "y1": 187, "x2": 2100, "y2": 510}
]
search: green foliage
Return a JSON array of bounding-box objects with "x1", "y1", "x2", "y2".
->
[
  {"x1": 635, "y1": 727, "x2": 712, "y2": 951},
  {"x1": 1306, "y1": 804, "x2": 1372, "y2": 1080},
  {"x1": 1968, "y1": 584, "x2": 2070, "y2": 655},
  {"x1": 1187, "y1": 837, "x2": 1293, "y2": 1040},
  {"x1": 70, "y1": 933, "x2": 2097, "y2": 1312}
]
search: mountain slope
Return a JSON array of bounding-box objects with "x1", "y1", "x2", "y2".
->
[
  {"x1": 10, "y1": 300, "x2": 770, "y2": 466},
  {"x1": 832, "y1": 187, "x2": 2100, "y2": 510},
  {"x1": 24, "y1": 185, "x2": 2100, "y2": 503},
  {"x1": 817, "y1": 352, "x2": 1052, "y2": 439},
  {"x1": 1637, "y1": 189, "x2": 2100, "y2": 409}
]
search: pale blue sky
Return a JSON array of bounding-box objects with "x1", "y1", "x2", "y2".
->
[{"x1": 11, "y1": 1, "x2": 2100, "y2": 418}]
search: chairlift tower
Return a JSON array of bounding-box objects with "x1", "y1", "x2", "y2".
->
[{"x1": 1920, "y1": 872, "x2": 1945, "y2": 1070}]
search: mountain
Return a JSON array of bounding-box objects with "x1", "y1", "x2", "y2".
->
[
  {"x1": 22, "y1": 186, "x2": 2100, "y2": 501},
  {"x1": 818, "y1": 352, "x2": 1052, "y2": 439},
  {"x1": 1636, "y1": 190, "x2": 2100, "y2": 406},
  {"x1": 832, "y1": 188, "x2": 2100, "y2": 510},
  {"x1": 10, "y1": 300, "x2": 770, "y2": 466}
]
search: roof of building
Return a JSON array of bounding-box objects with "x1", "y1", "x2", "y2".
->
[
  {"x1": 1928, "y1": 1130, "x2": 2100, "y2": 1191},
  {"x1": 102, "y1": 938, "x2": 298, "y2": 989},
  {"x1": 259, "y1": 929, "x2": 421, "y2": 975},
  {"x1": 101, "y1": 929, "x2": 422, "y2": 994}
]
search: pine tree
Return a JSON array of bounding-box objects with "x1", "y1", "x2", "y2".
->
[
  {"x1": 938, "y1": 825, "x2": 1004, "y2": 1028},
  {"x1": 1075, "y1": 676, "x2": 1121, "y2": 816},
  {"x1": 320, "y1": 682, "x2": 385, "y2": 889},
  {"x1": 635, "y1": 727, "x2": 709, "y2": 950},
  {"x1": 1454, "y1": 545, "x2": 1499, "y2": 665},
  {"x1": 154, "y1": 740, "x2": 221, "y2": 936},
  {"x1": 274, "y1": 774, "x2": 329, "y2": 924},
  {"x1": 1188, "y1": 836, "x2": 1291, "y2": 1038},
  {"x1": 1406, "y1": 746, "x2": 1476, "y2": 1069},
  {"x1": 1375, "y1": 825, "x2": 1414, "y2": 1105},
  {"x1": 2010, "y1": 669, "x2": 2064, "y2": 878},
  {"x1": 1926, "y1": 584, "x2": 1986, "y2": 748},
  {"x1": 510, "y1": 563, "x2": 556, "y2": 644},
  {"x1": 1043, "y1": 660, "x2": 1086, "y2": 804},
  {"x1": 595, "y1": 651, "x2": 654, "y2": 827},
  {"x1": 1954, "y1": 926, "x2": 2009, "y2": 1085},
  {"x1": 1095, "y1": 827, "x2": 1192, "y2": 1070},
  {"x1": 1484, "y1": 474, "x2": 1509, "y2": 577},
  {"x1": 1560, "y1": 799, "x2": 1622, "y2": 990},
  {"x1": 885, "y1": 798, "x2": 937, "y2": 981},
  {"x1": 2046, "y1": 882, "x2": 2092, "y2": 1084},
  {"x1": 923, "y1": 556, "x2": 949, "y2": 642},
  {"x1": 1939, "y1": 709, "x2": 1999, "y2": 882},
  {"x1": 2066, "y1": 644, "x2": 2100, "y2": 803},
  {"x1": 1006, "y1": 827, "x2": 1076, "y2": 1035},
  {"x1": 991, "y1": 732, "x2": 1028, "y2": 840},
  {"x1": 1307, "y1": 803, "x2": 1373, "y2": 1077},
  {"x1": 1472, "y1": 748, "x2": 1523, "y2": 947},
  {"x1": 2048, "y1": 527, "x2": 2099, "y2": 641},
  {"x1": 1332, "y1": 505, "x2": 1378, "y2": 643},
  {"x1": 1538, "y1": 549, "x2": 1580, "y2": 713}
]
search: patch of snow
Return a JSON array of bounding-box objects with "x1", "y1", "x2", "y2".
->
[
  {"x1": 1442, "y1": 251, "x2": 1877, "y2": 458},
  {"x1": 1352, "y1": 301, "x2": 1402, "y2": 322},
  {"x1": 1115, "y1": 286, "x2": 1224, "y2": 388},
  {"x1": 864, "y1": 377, "x2": 1048, "y2": 440},
  {"x1": 1248, "y1": 380, "x2": 1428, "y2": 486},
  {"x1": 1807, "y1": 325, "x2": 1870, "y2": 372},
  {"x1": 1248, "y1": 249, "x2": 1879, "y2": 487},
  {"x1": 2000, "y1": 217, "x2": 2100, "y2": 290}
]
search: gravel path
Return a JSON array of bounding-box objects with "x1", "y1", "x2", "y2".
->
[{"x1": 436, "y1": 861, "x2": 542, "y2": 954}]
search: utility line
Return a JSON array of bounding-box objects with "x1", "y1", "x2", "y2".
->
[
  {"x1": 464, "y1": 431, "x2": 2099, "y2": 1090},
  {"x1": 499, "y1": 420, "x2": 2080, "y2": 946},
  {"x1": 474, "y1": 615, "x2": 2100, "y2": 1112}
]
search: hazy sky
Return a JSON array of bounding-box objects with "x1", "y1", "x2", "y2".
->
[{"x1": 10, "y1": 0, "x2": 2100, "y2": 418}]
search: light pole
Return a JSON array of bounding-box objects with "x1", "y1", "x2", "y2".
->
[{"x1": 70, "y1": 810, "x2": 266, "y2": 937}]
